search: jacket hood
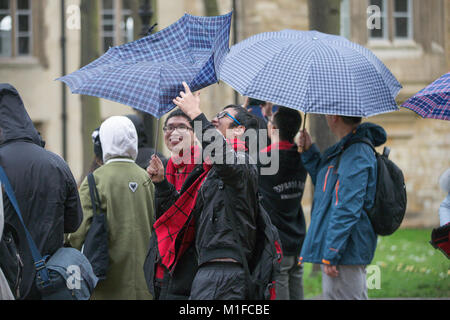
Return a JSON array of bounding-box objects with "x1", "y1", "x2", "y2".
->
[
  {"x1": 99, "y1": 116, "x2": 138, "y2": 163},
  {"x1": 353, "y1": 122, "x2": 387, "y2": 147},
  {"x1": 0, "y1": 84, "x2": 41, "y2": 146}
]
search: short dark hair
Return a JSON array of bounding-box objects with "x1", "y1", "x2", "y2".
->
[
  {"x1": 165, "y1": 108, "x2": 193, "y2": 128},
  {"x1": 248, "y1": 98, "x2": 266, "y2": 106},
  {"x1": 223, "y1": 105, "x2": 259, "y2": 132},
  {"x1": 340, "y1": 116, "x2": 362, "y2": 126},
  {"x1": 272, "y1": 107, "x2": 302, "y2": 143}
]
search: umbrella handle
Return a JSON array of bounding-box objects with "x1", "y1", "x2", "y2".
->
[
  {"x1": 298, "y1": 113, "x2": 307, "y2": 153},
  {"x1": 153, "y1": 118, "x2": 160, "y2": 156}
]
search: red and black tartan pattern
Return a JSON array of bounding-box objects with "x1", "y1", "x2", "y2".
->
[
  {"x1": 154, "y1": 163, "x2": 211, "y2": 272},
  {"x1": 165, "y1": 146, "x2": 201, "y2": 192}
]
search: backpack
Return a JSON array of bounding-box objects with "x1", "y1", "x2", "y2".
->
[
  {"x1": 229, "y1": 196, "x2": 283, "y2": 300},
  {"x1": 82, "y1": 173, "x2": 109, "y2": 281},
  {"x1": 0, "y1": 165, "x2": 98, "y2": 300},
  {"x1": 337, "y1": 138, "x2": 407, "y2": 236}
]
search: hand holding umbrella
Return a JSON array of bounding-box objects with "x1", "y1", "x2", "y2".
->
[
  {"x1": 147, "y1": 154, "x2": 165, "y2": 183},
  {"x1": 297, "y1": 129, "x2": 312, "y2": 153}
]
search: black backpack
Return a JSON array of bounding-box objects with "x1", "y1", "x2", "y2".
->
[
  {"x1": 336, "y1": 138, "x2": 407, "y2": 236},
  {"x1": 229, "y1": 197, "x2": 283, "y2": 300},
  {"x1": 83, "y1": 173, "x2": 109, "y2": 281}
]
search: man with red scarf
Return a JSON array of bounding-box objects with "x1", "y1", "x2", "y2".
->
[
  {"x1": 258, "y1": 107, "x2": 307, "y2": 300},
  {"x1": 143, "y1": 108, "x2": 201, "y2": 300},
  {"x1": 147, "y1": 82, "x2": 259, "y2": 300}
]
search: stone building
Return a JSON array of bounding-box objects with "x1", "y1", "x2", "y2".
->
[{"x1": 0, "y1": 0, "x2": 448, "y2": 227}]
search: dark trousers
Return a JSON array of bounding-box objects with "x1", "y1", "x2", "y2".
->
[{"x1": 189, "y1": 262, "x2": 247, "y2": 300}]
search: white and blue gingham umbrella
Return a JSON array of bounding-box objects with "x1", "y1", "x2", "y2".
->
[
  {"x1": 220, "y1": 30, "x2": 402, "y2": 117},
  {"x1": 58, "y1": 12, "x2": 232, "y2": 118}
]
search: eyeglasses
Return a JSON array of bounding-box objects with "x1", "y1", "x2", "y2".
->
[
  {"x1": 216, "y1": 111, "x2": 242, "y2": 126},
  {"x1": 163, "y1": 124, "x2": 193, "y2": 133}
]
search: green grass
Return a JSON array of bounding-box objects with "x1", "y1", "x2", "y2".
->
[{"x1": 302, "y1": 229, "x2": 450, "y2": 299}]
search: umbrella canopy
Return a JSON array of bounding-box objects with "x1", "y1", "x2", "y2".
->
[
  {"x1": 401, "y1": 72, "x2": 450, "y2": 121},
  {"x1": 219, "y1": 30, "x2": 402, "y2": 117},
  {"x1": 58, "y1": 12, "x2": 232, "y2": 118}
]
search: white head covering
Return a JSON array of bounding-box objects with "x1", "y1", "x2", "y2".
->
[
  {"x1": 99, "y1": 116, "x2": 138, "y2": 164},
  {"x1": 439, "y1": 168, "x2": 450, "y2": 193}
]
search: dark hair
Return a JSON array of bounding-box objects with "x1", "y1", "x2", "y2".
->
[
  {"x1": 340, "y1": 116, "x2": 362, "y2": 126},
  {"x1": 223, "y1": 105, "x2": 259, "y2": 132},
  {"x1": 92, "y1": 127, "x2": 103, "y2": 159},
  {"x1": 165, "y1": 109, "x2": 194, "y2": 128},
  {"x1": 272, "y1": 107, "x2": 302, "y2": 143},
  {"x1": 248, "y1": 98, "x2": 266, "y2": 106}
]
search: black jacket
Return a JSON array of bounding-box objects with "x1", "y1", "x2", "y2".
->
[
  {"x1": 145, "y1": 113, "x2": 258, "y2": 299},
  {"x1": 258, "y1": 143, "x2": 307, "y2": 256},
  {"x1": 0, "y1": 84, "x2": 83, "y2": 299},
  {"x1": 193, "y1": 113, "x2": 258, "y2": 266}
]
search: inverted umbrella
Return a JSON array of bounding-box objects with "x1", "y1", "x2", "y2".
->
[
  {"x1": 219, "y1": 30, "x2": 402, "y2": 118},
  {"x1": 401, "y1": 72, "x2": 450, "y2": 121},
  {"x1": 57, "y1": 12, "x2": 232, "y2": 118}
]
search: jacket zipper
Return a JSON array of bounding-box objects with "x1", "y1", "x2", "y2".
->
[
  {"x1": 335, "y1": 180, "x2": 340, "y2": 206},
  {"x1": 323, "y1": 166, "x2": 334, "y2": 192},
  {"x1": 14, "y1": 253, "x2": 23, "y2": 299}
]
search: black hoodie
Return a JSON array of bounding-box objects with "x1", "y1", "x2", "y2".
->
[
  {"x1": 0, "y1": 84, "x2": 82, "y2": 299},
  {"x1": 258, "y1": 141, "x2": 308, "y2": 256}
]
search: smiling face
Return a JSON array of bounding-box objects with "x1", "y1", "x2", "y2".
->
[{"x1": 163, "y1": 115, "x2": 195, "y2": 154}]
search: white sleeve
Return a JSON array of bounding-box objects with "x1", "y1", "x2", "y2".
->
[{"x1": 439, "y1": 193, "x2": 450, "y2": 226}]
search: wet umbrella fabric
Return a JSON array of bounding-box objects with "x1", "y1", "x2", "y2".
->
[
  {"x1": 219, "y1": 30, "x2": 402, "y2": 117},
  {"x1": 57, "y1": 12, "x2": 232, "y2": 118},
  {"x1": 401, "y1": 72, "x2": 450, "y2": 121}
]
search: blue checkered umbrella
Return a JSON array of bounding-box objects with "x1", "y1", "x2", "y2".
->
[
  {"x1": 58, "y1": 12, "x2": 232, "y2": 118},
  {"x1": 401, "y1": 72, "x2": 450, "y2": 121},
  {"x1": 220, "y1": 30, "x2": 402, "y2": 117}
]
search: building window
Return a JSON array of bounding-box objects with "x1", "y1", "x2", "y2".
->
[
  {"x1": 393, "y1": 0, "x2": 412, "y2": 39},
  {"x1": 0, "y1": 0, "x2": 32, "y2": 57},
  {"x1": 101, "y1": 0, "x2": 135, "y2": 52},
  {"x1": 369, "y1": 0, "x2": 388, "y2": 40},
  {"x1": 368, "y1": 0, "x2": 413, "y2": 42}
]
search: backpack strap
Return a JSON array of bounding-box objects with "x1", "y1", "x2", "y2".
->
[
  {"x1": 0, "y1": 166, "x2": 51, "y2": 287},
  {"x1": 335, "y1": 137, "x2": 377, "y2": 173},
  {"x1": 87, "y1": 173, "x2": 101, "y2": 216}
]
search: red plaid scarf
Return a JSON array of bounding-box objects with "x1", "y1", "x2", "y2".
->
[
  {"x1": 154, "y1": 138, "x2": 247, "y2": 275},
  {"x1": 165, "y1": 145, "x2": 201, "y2": 192}
]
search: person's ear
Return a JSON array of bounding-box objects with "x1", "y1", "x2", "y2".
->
[{"x1": 233, "y1": 125, "x2": 245, "y2": 137}]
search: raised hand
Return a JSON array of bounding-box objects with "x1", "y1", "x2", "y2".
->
[{"x1": 173, "y1": 82, "x2": 202, "y2": 120}]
